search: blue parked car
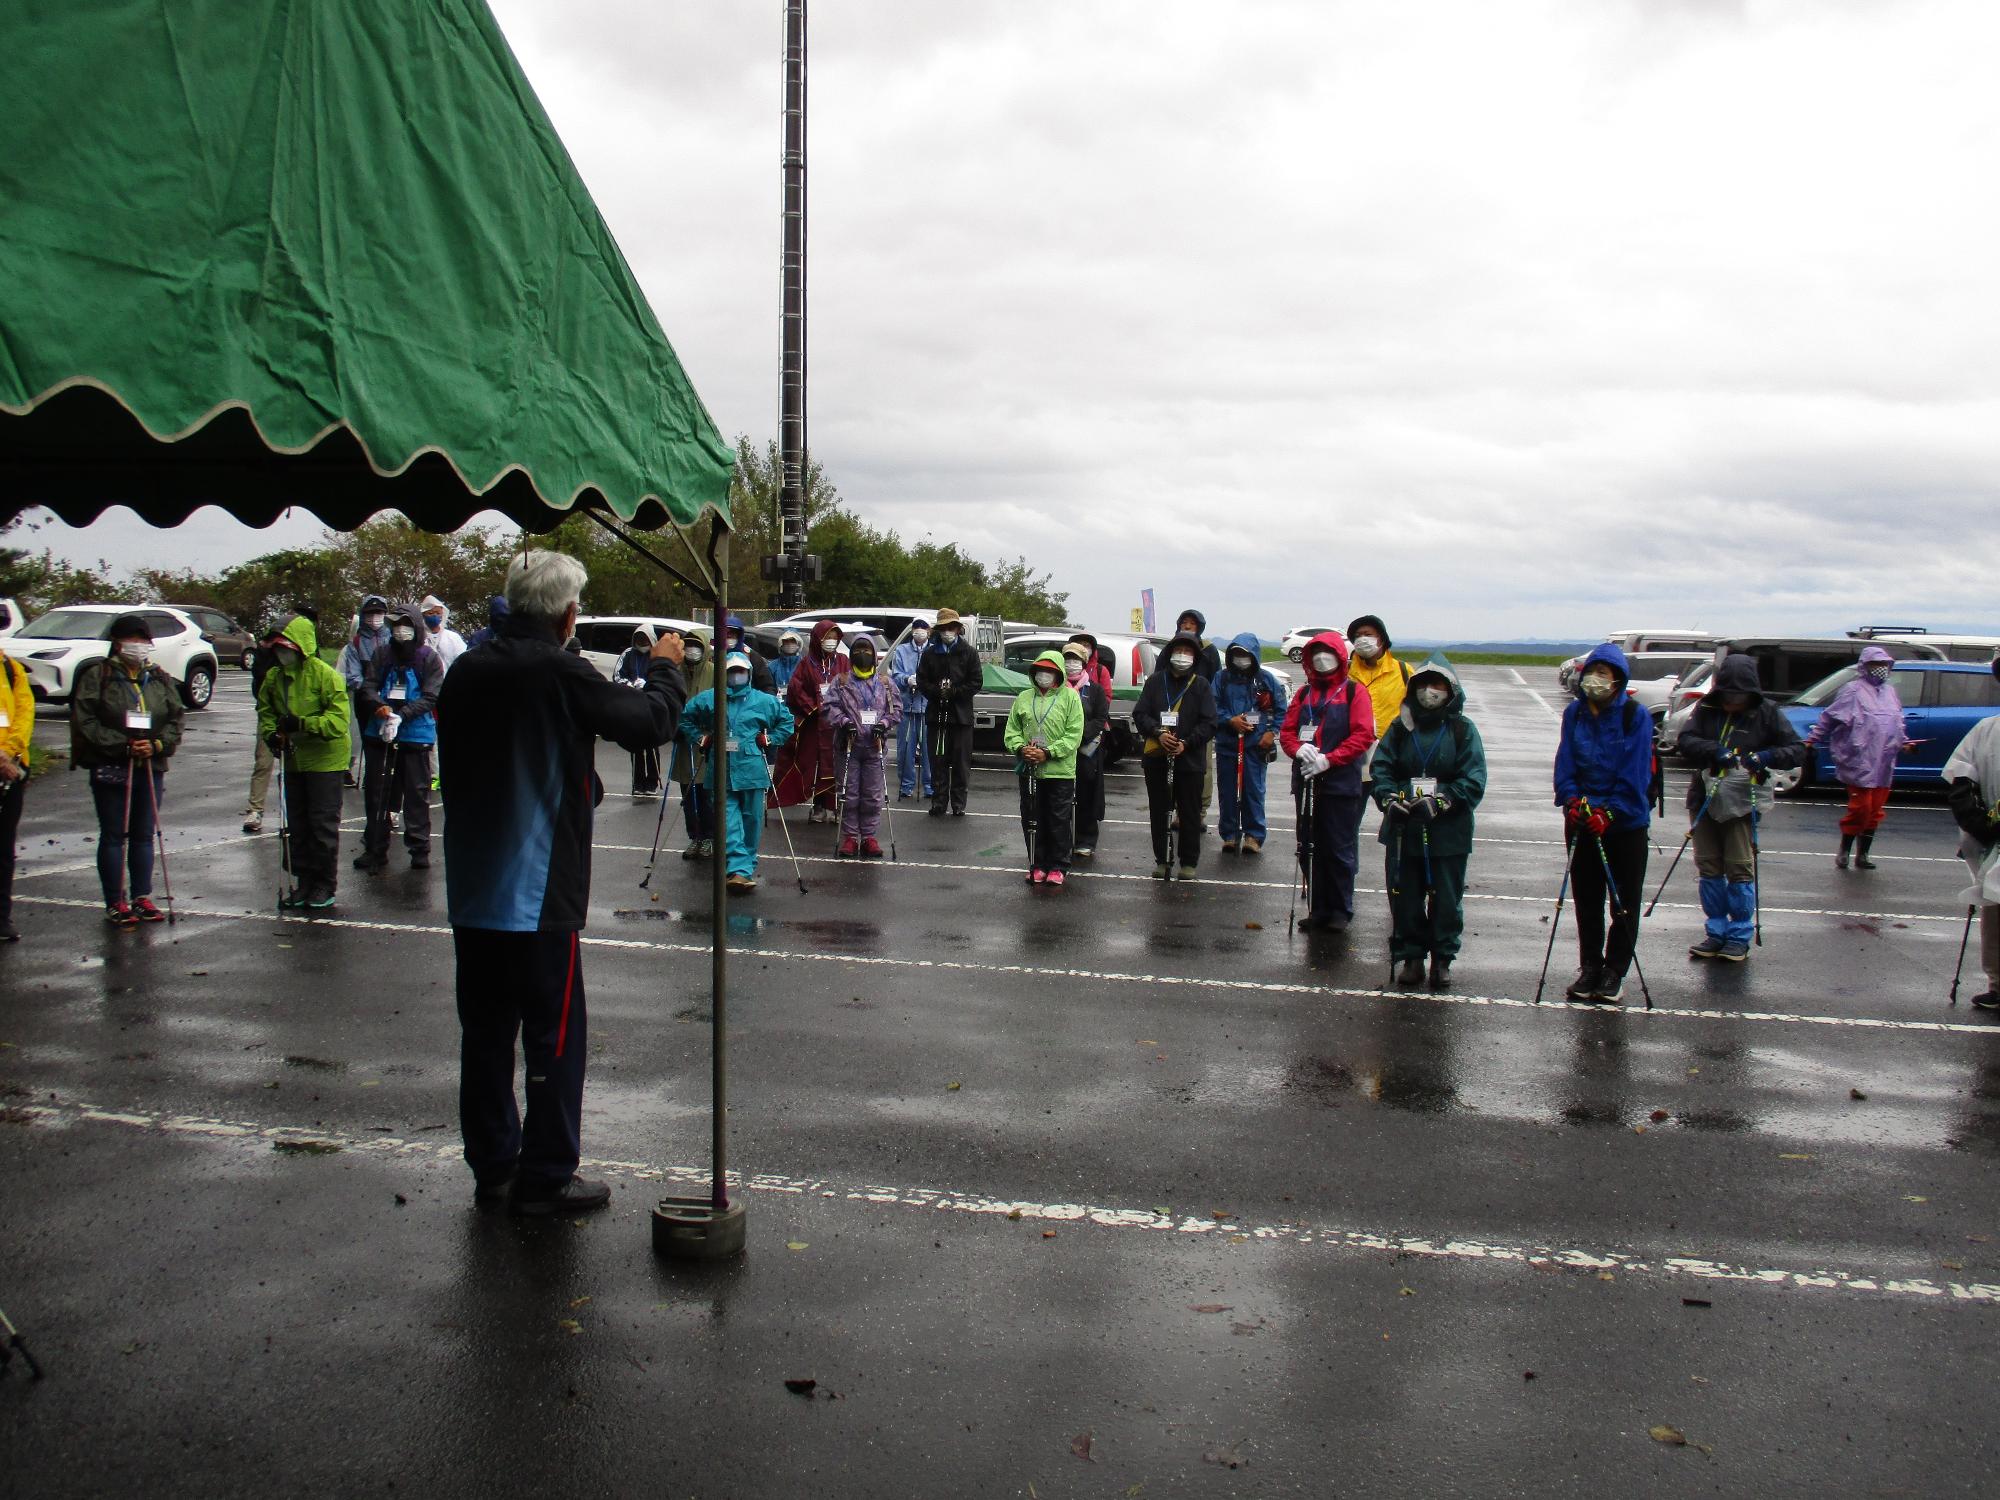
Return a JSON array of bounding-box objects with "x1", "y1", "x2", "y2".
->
[{"x1": 1773, "y1": 661, "x2": 2000, "y2": 797}]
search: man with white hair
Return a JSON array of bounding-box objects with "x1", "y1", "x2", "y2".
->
[{"x1": 438, "y1": 550, "x2": 685, "y2": 1216}]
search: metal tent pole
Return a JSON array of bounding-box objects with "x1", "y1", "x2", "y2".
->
[{"x1": 778, "y1": 0, "x2": 808, "y2": 610}]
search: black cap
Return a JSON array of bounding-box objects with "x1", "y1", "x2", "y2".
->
[{"x1": 106, "y1": 612, "x2": 152, "y2": 642}]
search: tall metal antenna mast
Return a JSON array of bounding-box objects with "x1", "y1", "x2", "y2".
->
[{"x1": 774, "y1": 0, "x2": 812, "y2": 609}]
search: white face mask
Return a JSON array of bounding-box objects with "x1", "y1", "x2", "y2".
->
[
  {"x1": 685, "y1": 645, "x2": 704, "y2": 664},
  {"x1": 1353, "y1": 636, "x2": 1382, "y2": 660},
  {"x1": 392, "y1": 625, "x2": 417, "y2": 643},
  {"x1": 1310, "y1": 651, "x2": 1336, "y2": 674},
  {"x1": 726, "y1": 670, "x2": 749, "y2": 689},
  {"x1": 1581, "y1": 674, "x2": 1616, "y2": 701},
  {"x1": 1065, "y1": 661, "x2": 1085, "y2": 683},
  {"x1": 940, "y1": 628, "x2": 960, "y2": 644},
  {"x1": 820, "y1": 638, "x2": 838, "y2": 655},
  {"x1": 1034, "y1": 670, "x2": 1057, "y2": 689},
  {"x1": 362, "y1": 613, "x2": 385, "y2": 630},
  {"x1": 120, "y1": 641, "x2": 153, "y2": 664},
  {"x1": 780, "y1": 642, "x2": 800, "y2": 656},
  {"x1": 1229, "y1": 653, "x2": 1255, "y2": 674},
  {"x1": 912, "y1": 628, "x2": 930, "y2": 645},
  {"x1": 1169, "y1": 653, "x2": 1194, "y2": 674},
  {"x1": 1416, "y1": 685, "x2": 1449, "y2": 710}
]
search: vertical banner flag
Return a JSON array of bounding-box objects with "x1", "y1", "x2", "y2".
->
[
  {"x1": 1140, "y1": 589, "x2": 1156, "y2": 635},
  {"x1": 1129, "y1": 607, "x2": 1144, "y2": 632}
]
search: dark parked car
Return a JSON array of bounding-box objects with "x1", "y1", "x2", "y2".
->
[
  {"x1": 161, "y1": 603, "x2": 256, "y2": 670},
  {"x1": 1659, "y1": 636, "x2": 1944, "y2": 754}
]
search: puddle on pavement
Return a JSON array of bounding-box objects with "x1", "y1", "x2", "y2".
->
[
  {"x1": 1276, "y1": 1055, "x2": 1459, "y2": 1115},
  {"x1": 611, "y1": 906, "x2": 885, "y2": 952}
]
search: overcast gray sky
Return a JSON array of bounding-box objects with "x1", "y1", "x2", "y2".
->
[{"x1": 32, "y1": 0, "x2": 2000, "y2": 640}]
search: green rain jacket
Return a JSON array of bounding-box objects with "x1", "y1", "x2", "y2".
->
[
  {"x1": 1371, "y1": 654, "x2": 1487, "y2": 859},
  {"x1": 1003, "y1": 650, "x2": 1085, "y2": 780},
  {"x1": 256, "y1": 616, "x2": 353, "y2": 774}
]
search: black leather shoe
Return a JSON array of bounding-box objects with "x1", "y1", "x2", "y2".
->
[
  {"x1": 510, "y1": 1174, "x2": 612, "y2": 1217},
  {"x1": 1429, "y1": 956, "x2": 1453, "y2": 990}
]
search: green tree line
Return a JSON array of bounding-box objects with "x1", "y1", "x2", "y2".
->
[{"x1": 0, "y1": 437, "x2": 1069, "y2": 634}]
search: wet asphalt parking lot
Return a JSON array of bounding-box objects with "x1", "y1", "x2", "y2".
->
[{"x1": 2, "y1": 664, "x2": 1997, "y2": 1497}]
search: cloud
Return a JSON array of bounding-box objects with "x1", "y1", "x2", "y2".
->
[{"x1": 34, "y1": 0, "x2": 2000, "y2": 639}]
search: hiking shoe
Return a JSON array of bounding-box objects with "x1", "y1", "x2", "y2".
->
[
  {"x1": 105, "y1": 902, "x2": 138, "y2": 928},
  {"x1": 838, "y1": 836, "x2": 859, "y2": 859},
  {"x1": 473, "y1": 1169, "x2": 517, "y2": 1204},
  {"x1": 1688, "y1": 936, "x2": 1725, "y2": 959},
  {"x1": 699, "y1": 840, "x2": 715, "y2": 859},
  {"x1": 1153, "y1": 863, "x2": 1170, "y2": 879},
  {"x1": 242, "y1": 814, "x2": 263, "y2": 835},
  {"x1": 861, "y1": 838, "x2": 883, "y2": 859},
  {"x1": 510, "y1": 1174, "x2": 611, "y2": 1217},
  {"x1": 681, "y1": 842, "x2": 703, "y2": 862},
  {"x1": 725, "y1": 873, "x2": 756, "y2": 894},
  {"x1": 1593, "y1": 971, "x2": 1626, "y2": 1003},
  {"x1": 1046, "y1": 870, "x2": 1065, "y2": 888},
  {"x1": 1242, "y1": 837, "x2": 1262, "y2": 855},
  {"x1": 0, "y1": 923, "x2": 18, "y2": 944},
  {"x1": 1220, "y1": 839, "x2": 1240, "y2": 854},
  {"x1": 132, "y1": 897, "x2": 166, "y2": 924},
  {"x1": 1717, "y1": 939, "x2": 1750, "y2": 962},
  {"x1": 353, "y1": 852, "x2": 386, "y2": 871},
  {"x1": 1429, "y1": 956, "x2": 1453, "y2": 990},
  {"x1": 1972, "y1": 991, "x2": 2000, "y2": 1011},
  {"x1": 1072, "y1": 845, "x2": 1094, "y2": 858},
  {"x1": 278, "y1": 888, "x2": 307, "y2": 911},
  {"x1": 1177, "y1": 865, "x2": 1198, "y2": 881},
  {"x1": 409, "y1": 850, "x2": 431, "y2": 869},
  {"x1": 928, "y1": 804, "x2": 947, "y2": 818},
  {"x1": 1394, "y1": 958, "x2": 1426, "y2": 989},
  {"x1": 1565, "y1": 964, "x2": 1604, "y2": 1002},
  {"x1": 1028, "y1": 868, "x2": 1045, "y2": 884}
]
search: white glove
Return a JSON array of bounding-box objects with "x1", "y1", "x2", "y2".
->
[{"x1": 1296, "y1": 744, "x2": 1328, "y2": 778}]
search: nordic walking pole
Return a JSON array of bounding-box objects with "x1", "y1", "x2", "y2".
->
[
  {"x1": 1289, "y1": 775, "x2": 1314, "y2": 937},
  {"x1": 1534, "y1": 835, "x2": 1582, "y2": 1004},
  {"x1": 1645, "y1": 780, "x2": 1718, "y2": 916},
  {"x1": 1950, "y1": 903, "x2": 1976, "y2": 1005},
  {"x1": 118, "y1": 752, "x2": 136, "y2": 909},
  {"x1": 143, "y1": 763, "x2": 176, "y2": 926},
  {"x1": 639, "y1": 740, "x2": 679, "y2": 889},
  {"x1": 832, "y1": 733, "x2": 849, "y2": 854},
  {"x1": 1164, "y1": 748, "x2": 1179, "y2": 875},
  {"x1": 765, "y1": 749, "x2": 809, "y2": 894},
  {"x1": 1592, "y1": 827, "x2": 1653, "y2": 1010},
  {"x1": 273, "y1": 751, "x2": 291, "y2": 910},
  {"x1": 0, "y1": 1304, "x2": 43, "y2": 1381}
]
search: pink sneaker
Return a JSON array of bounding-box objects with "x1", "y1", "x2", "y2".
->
[
  {"x1": 1046, "y1": 870, "x2": 1065, "y2": 888},
  {"x1": 1028, "y1": 868, "x2": 1045, "y2": 884}
]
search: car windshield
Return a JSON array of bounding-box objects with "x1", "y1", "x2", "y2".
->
[
  {"x1": 1792, "y1": 665, "x2": 1924, "y2": 709},
  {"x1": 1625, "y1": 656, "x2": 1699, "y2": 682},
  {"x1": 20, "y1": 609, "x2": 116, "y2": 640}
]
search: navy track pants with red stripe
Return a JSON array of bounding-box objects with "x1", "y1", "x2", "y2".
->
[{"x1": 453, "y1": 927, "x2": 587, "y2": 1193}]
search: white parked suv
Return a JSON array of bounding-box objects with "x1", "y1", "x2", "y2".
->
[
  {"x1": 1280, "y1": 626, "x2": 1339, "y2": 662},
  {"x1": 572, "y1": 614, "x2": 706, "y2": 679},
  {"x1": 9, "y1": 604, "x2": 221, "y2": 710}
]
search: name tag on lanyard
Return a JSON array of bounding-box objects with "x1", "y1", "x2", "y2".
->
[
  {"x1": 126, "y1": 710, "x2": 153, "y2": 732},
  {"x1": 387, "y1": 680, "x2": 408, "y2": 701}
]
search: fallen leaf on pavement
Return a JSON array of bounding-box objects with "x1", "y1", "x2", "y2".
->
[
  {"x1": 1245, "y1": 921, "x2": 1262, "y2": 930},
  {"x1": 783, "y1": 1377, "x2": 817, "y2": 1396},
  {"x1": 946, "y1": 1081, "x2": 961, "y2": 1091},
  {"x1": 1203, "y1": 1443, "x2": 1247, "y2": 1469},
  {"x1": 1042, "y1": 1229, "x2": 1058, "y2": 1239},
  {"x1": 558, "y1": 1319, "x2": 581, "y2": 1335},
  {"x1": 1942, "y1": 1261, "x2": 1963, "y2": 1271},
  {"x1": 1649, "y1": 1425, "x2": 1687, "y2": 1446},
  {"x1": 1070, "y1": 1431, "x2": 1096, "y2": 1462},
  {"x1": 787, "y1": 1241, "x2": 809, "y2": 1252},
  {"x1": 1189, "y1": 1304, "x2": 1233, "y2": 1314},
  {"x1": 1778, "y1": 1153, "x2": 1812, "y2": 1161},
  {"x1": 569, "y1": 1296, "x2": 591, "y2": 1308},
  {"x1": 1682, "y1": 1298, "x2": 1712, "y2": 1308},
  {"x1": 1007, "y1": 1208, "x2": 1024, "y2": 1221},
  {"x1": 1398, "y1": 1286, "x2": 1415, "y2": 1297},
  {"x1": 1849, "y1": 1088, "x2": 1868, "y2": 1101},
  {"x1": 1211, "y1": 1210, "x2": 1235, "y2": 1222},
  {"x1": 1649, "y1": 1109, "x2": 1669, "y2": 1122},
  {"x1": 1905, "y1": 1195, "x2": 1929, "y2": 1203}
]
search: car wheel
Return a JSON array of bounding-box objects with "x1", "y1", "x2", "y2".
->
[
  {"x1": 182, "y1": 662, "x2": 215, "y2": 711},
  {"x1": 240, "y1": 648, "x2": 256, "y2": 671},
  {"x1": 1287, "y1": 646, "x2": 1303, "y2": 663},
  {"x1": 1768, "y1": 763, "x2": 1809, "y2": 798}
]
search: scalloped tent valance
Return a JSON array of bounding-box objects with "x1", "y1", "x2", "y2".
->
[{"x1": 0, "y1": 0, "x2": 733, "y2": 536}]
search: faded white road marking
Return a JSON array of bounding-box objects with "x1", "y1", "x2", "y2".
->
[
  {"x1": 15, "y1": 894, "x2": 1994, "y2": 1036},
  {"x1": 17, "y1": 1099, "x2": 1996, "y2": 1310}
]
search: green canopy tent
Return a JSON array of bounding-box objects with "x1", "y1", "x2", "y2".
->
[{"x1": 0, "y1": 0, "x2": 747, "y2": 1255}]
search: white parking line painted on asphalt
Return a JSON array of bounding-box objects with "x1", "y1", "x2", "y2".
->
[
  {"x1": 15, "y1": 893, "x2": 1994, "y2": 1036},
  {"x1": 20, "y1": 1098, "x2": 1998, "y2": 1309},
  {"x1": 586, "y1": 844, "x2": 1968, "y2": 926}
]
